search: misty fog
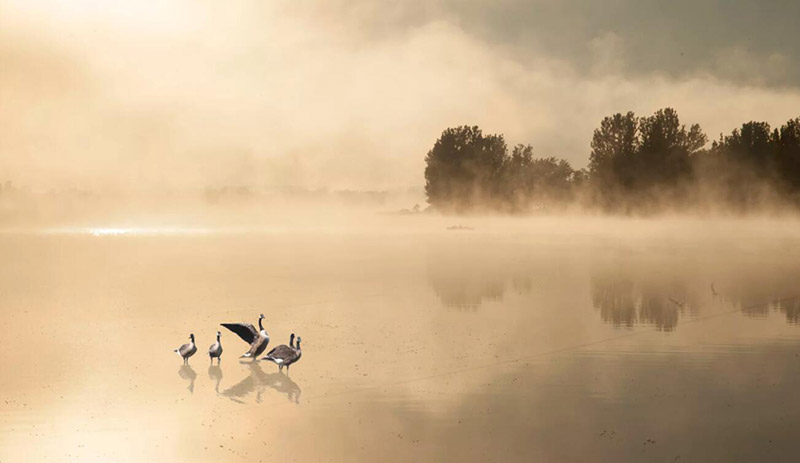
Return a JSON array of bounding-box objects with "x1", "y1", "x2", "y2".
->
[{"x1": 3, "y1": 2, "x2": 800, "y2": 463}]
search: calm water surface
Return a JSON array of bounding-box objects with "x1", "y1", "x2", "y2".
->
[{"x1": 1, "y1": 218, "x2": 800, "y2": 462}]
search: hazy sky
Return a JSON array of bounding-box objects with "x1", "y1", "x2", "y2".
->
[{"x1": 2, "y1": 0, "x2": 800, "y2": 191}]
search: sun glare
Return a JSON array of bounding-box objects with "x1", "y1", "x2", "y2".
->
[{"x1": 89, "y1": 227, "x2": 133, "y2": 236}]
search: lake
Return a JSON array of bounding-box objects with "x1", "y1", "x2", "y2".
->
[{"x1": 1, "y1": 216, "x2": 800, "y2": 462}]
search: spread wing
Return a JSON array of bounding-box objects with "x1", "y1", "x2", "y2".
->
[
  {"x1": 248, "y1": 335, "x2": 270, "y2": 357},
  {"x1": 221, "y1": 323, "x2": 257, "y2": 345}
]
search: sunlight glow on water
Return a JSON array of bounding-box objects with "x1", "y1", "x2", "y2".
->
[
  {"x1": 90, "y1": 227, "x2": 134, "y2": 236},
  {"x1": 40, "y1": 225, "x2": 345, "y2": 236},
  {"x1": 56, "y1": 227, "x2": 216, "y2": 236},
  {"x1": 33, "y1": 221, "x2": 404, "y2": 236}
]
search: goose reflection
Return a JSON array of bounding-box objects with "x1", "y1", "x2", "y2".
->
[
  {"x1": 178, "y1": 364, "x2": 197, "y2": 393},
  {"x1": 208, "y1": 365, "x2": 223, "y2": 393},
  {"x1": 262, "y1": 372, "x2": 301, "y2": 404},
  {"x1": 220, "y1": 361, "x2": 302, "y2": 404},
  {"x1": 220, "y1": 362, "x2": 261, "y2": 403}
]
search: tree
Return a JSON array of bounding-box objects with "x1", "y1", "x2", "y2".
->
[
  {"x1": 587, "y1": 108, "x2": 707, "y2": 210},
  {"x1": 526, "y1": 157, "x2": 575, "y2": 203},
  {"x1": 424, "y1": 126, "x2": 507, "y2": 211},
  {"x1": 499, "y1": 145, "x2": 575, "y2": 210},
  {"x1": 714, "y1": 121, "x2": 775, "y2": 175},
  {"x1": 500, "y1": 144, "x2": 535, "y2": 209},
  {"x1": 774, "y1": 118, "x2": 800, "y2": 194},
  {"x1": 636, "y1": 108, "x2": 706, "y2": 188},
  {"x1": 702, "y1": 121, "x2": 780, "y2": 209},
  {"x1": 588, "y1": 111, "x2": 638, "y2": 191}
]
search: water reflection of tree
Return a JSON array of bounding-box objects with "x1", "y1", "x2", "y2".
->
[
  {"x1": 639, "y1": 289, "x2": 680, "y2": 331},
  {"x1": 773, "y1": 298, "x2": 800, "y2": 324},
  {"x1": 591, "y1": 274, "x2": 690, "y2": 331},
  {"x1": 591, "y1": 277, "x2": 636, "y2": 328},
  {"x1": 427, "y1": 271, "x2": 505, "y2": 310},
  {"x1": 426, "y1": 245, "x2": 546, "y2": 309},
  {"x1": 720, "y1": 261, "x2": 800, "y2": 319}
]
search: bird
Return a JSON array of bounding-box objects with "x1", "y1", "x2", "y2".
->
[
  {"x1": 209, "y1": 331, "x2": 223, "y2": 364},
  {"x1": 262, "y1": 333, "x2": 302, "y2": 373},
  {"x1": 174, "y1": 333, "x2": 197, "y2": 365},
  {"x1": 221, "y1": 313, "x2": 270, "y2": 360}
]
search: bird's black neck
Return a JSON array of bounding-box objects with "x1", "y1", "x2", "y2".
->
[
  {"x1": 258, "y1": 317, "x2": 264, "y2": 331},
  {"x1": 290, "y1": 333, "x2": 295, "y2": 348}
]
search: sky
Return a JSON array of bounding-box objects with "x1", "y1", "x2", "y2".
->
[{"x1": 2, "y1": 0, "x2": 800, "y2": 192}]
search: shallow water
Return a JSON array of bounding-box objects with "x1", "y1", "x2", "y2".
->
[{"x1": 1, "y1": 217, "x2": 800, "y2": 462}]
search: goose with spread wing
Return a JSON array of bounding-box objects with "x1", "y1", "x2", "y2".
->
[{"x1": 221, "y1": 313, "x2": 270, "y2": 360}]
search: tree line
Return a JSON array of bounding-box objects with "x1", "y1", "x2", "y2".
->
[{"x1": 424, "y1": 108, "x2": 800, "y2": 213}]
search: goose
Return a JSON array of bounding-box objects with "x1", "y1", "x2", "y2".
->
[
  {"x1": 174, "y1": 333, "x2": 197, "y2": 364},
  {"x1": 262, "y1": 333, "x2": 302, "y2": 372},
  {"x1": 221, "y1": 313, "x2": 270, "y2": 360},
  {"x1": 209, "y1": 331, "x2": 223, "y2": 364}
]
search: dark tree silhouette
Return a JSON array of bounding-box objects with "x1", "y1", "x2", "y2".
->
[
  {"x1": 713, "y1": 121, "x2": 775, "y2": 175},
  {"x1": 588, "y1": 111, "x2": 638, "y2": 193},
  {"x1": 698, "y1": 121, "x2": 776, "y2": 208},
  {"x1": 501, "y1": 144, "x2": 575, "y2": 210},
  {"x1": 775, "y1": 118, "x2": 800, "y2": 195},
  {"x1": 424, "y1": 126, "x2": 507, "y2": 211},
  {"x1": 423, "y1": 110, "x2": 800, "y2": 214},
  {"x1": 587, "y1": 108, "x2": 706, "y2": 210},
  {"x1": 636, "y1": 108, "x2": 706, "y2": 188}
]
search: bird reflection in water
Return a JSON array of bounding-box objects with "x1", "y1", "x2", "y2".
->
[
  {"x1": 208, "y1": 364, "x2": 223, "y2": 393},
  {"x1": 220, "y1": 361, "x2": 301, "y2": 404},
  {"x1": 178, "y1": 364, "x2": 197, "y2": 393},
  {"x1": 262, "y1": 372, "x2": 302, "y2": 404}
]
